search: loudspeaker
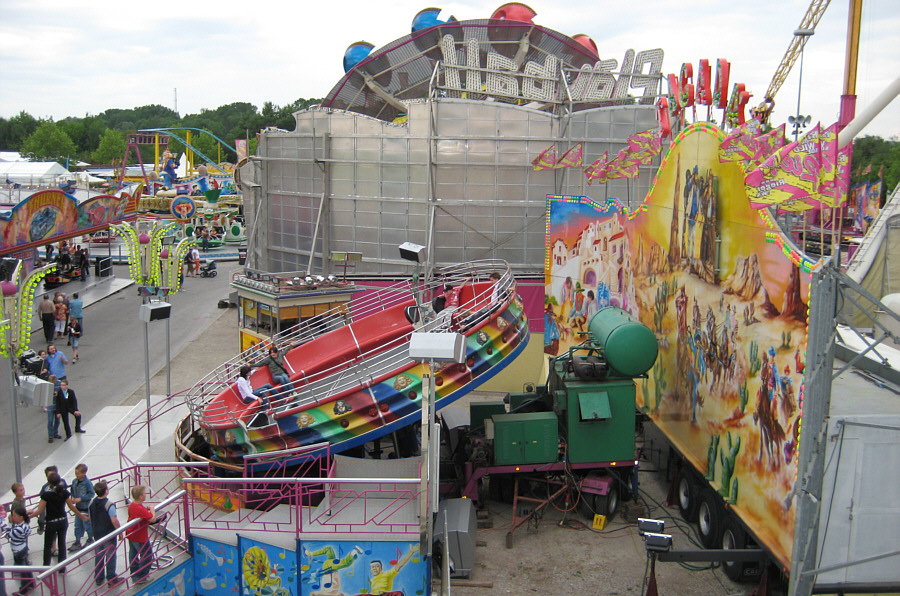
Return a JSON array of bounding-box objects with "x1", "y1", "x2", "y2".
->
[
  {"x1": 399, "y1": 242, "x2": 427, "y2": 263},
  {"x1": 139, "y1": 302, "x2": 172, "y2": 322}
]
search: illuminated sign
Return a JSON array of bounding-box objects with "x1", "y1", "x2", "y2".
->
[
  {"x1": 439, "y1": 35, "x2": 665, "y2": 105},
  {"x1": 663, "y1": 59, "x2": 751, "y2": 130}
]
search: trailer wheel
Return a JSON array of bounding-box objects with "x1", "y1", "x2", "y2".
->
[
  {"x1": 677, "y1": 469, "x2": 700, "y2": 522},
  {"x1": 697, "y1": 489, "x2": 724, "y2": 549},
  {"x1": 721, "y1": 516, "x2": 760, "y2": 582},
  {"x1": 597, "y1": 485, "x2": 619, "y2": 518}
]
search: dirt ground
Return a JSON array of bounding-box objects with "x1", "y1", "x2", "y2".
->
[{"x1": 128, "y1": 306, "x2": 757, "y2": 596}]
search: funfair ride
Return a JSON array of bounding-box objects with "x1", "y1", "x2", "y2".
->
[{"x1": 183, "y1": 260, "x2": 528, "y2": 467}]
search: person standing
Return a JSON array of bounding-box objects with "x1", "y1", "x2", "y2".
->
[
  {"x1": 45, "y1": 344, "x2": 68, "y2": 383},
  {"x1": 126, "y1": 485, "x2": 157, "y2": 584},
  {"x1": 68, "y1": 292, "x2": 84, "y2": 336},
  {"x1": 0, "y1": 504, "x2": 8, "y2": 596},
  {"x1": 53, "y1": 297, "x2": 68, "y2": 340},
  {"x1": 9, "y1": 482, "x2": 26, "y2": 523},
  {"x1": 9, "y1": 506, "x2": 36, "y2": 596},
  {"x1": 37, "y1": 295, "x2": 55, "y2": 343},
  {"x1": 90, "y1": 481, "x2": 122, "y2": 587},
  {"x1": 54, "y1": 379, "x2": 85, "y2": 440},
  {"x1": 68, "y1": 318, "x2": 81, "y2": 362},
  {"x1": 190, "y1": 246, "x2": 201, "y2": 277},
  {"x1": 69, "y1": 463, "x2": 93, "y2": 550},
  {"x1": 28, "y1": 472, "x2": 86, "y2": 569}
]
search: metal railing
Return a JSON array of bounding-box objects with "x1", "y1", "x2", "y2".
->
[{"x1": 185, "y1": 259, "x2": 517, "y2": 428}]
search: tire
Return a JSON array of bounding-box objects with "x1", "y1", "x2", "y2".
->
[
  {"x1": 721, "y1": 516, "x2": 761, "y2": 582},
  {"x1": 596, "y1": 485, "x2": 619, "y2": 518},
  {"x1": 697, "y1": 489, "x2": 724, "y2": 549},
  {"x1": 677, "y1": 468, "x2": 700, "y2": 522},
  {"x1": 210, "y1": 271, "x2": 217, "y2": 277}
]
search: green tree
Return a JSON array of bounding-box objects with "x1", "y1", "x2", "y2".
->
[
  {"x1": 850, "y1": 135, "x2": 900, "y2": 205},
  {"x1": 0, "y1": 111, "x2": 39, "y2": 150},
  {"x1": 20, "y1": 121, "x2": 78, "y2": 165},
  {"x1": 92, "y1": 129, "x2": 127, "y2": 164}
]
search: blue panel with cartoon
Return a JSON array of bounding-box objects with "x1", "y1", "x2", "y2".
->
[
  {"x1": 194, "y1": 536, "x2": 239, "y2": 596},
  {"x1": 239, "y1": 536, "x2": 297, "y2": 596},
  {"x1": 300, "y1": 540, "x2": 427, "y2": 596},
  {"x1": 131, "y1": 558, "x2": 194, "y2": 596}
]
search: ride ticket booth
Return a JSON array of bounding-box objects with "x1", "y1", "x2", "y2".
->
[{"x1": 232, "y1": 269, "x2": 362, "y2": 353}]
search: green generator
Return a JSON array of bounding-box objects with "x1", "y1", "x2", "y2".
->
[
  {"x1": 492, "y1": 411, "x2": 559, "y2": 465},
  {"x1": 553, "y1": 307, "x2": 658, "y2": 464}
]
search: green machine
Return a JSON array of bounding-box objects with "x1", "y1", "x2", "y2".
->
[{"x1": 553, "y1": 307, "x2": 658, "y2": 464}]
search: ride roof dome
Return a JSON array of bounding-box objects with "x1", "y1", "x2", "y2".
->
[{"x1": 321, "y1": 14, "x2": 660, "y2": 123}]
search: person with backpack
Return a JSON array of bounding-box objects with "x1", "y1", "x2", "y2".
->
[{"x1": 89, "y1": 481, "x2": 122, "y2": 587}]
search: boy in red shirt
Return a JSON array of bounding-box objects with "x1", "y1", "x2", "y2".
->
[{"x1": 125, "y1": 486, "x2": 156, "y2": 584}]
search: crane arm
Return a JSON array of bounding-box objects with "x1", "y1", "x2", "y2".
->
[{"x1": 764, "y1": 0, "x2": 832, "y2": 102}]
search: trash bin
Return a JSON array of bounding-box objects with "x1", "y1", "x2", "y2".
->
[
  {"x1": 238, "y1": 249, "x2": 247, "y2": 265},
  {"x1": 95, "y1": 256, "x2": 112, "y2": 277}
]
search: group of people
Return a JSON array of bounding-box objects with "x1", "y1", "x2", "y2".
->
[
  {"x1": 236, "y1": 345, "x2": 294, "y2": 423},
  {"x1": 2, "y1": 466, "x2": 162, "y2": 595},
  {"x1": 42, "y1": 242, "x2": 90, "y2": 281},
  {"x1": 30, "y1": 344, "x2": 85, "y2": 443},
  {"x1": 37, "y1": 291, "x2": 83, "y2": 356}
]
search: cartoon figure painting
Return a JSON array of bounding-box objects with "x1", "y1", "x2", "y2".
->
[{"x1": 299, "y1": 541, "x2": 425, "y2": 596}]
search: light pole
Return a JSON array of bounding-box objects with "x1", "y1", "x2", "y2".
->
[
  {"x1": 408, "y1": 332, "x2": 466, "y2": 558},
  {"x1": 0, "y1": 260, "x2": 55, "y2": 481},
  {"x1": 791, "y1": 28, "x2": 816, "y2": 140},
  {"x1": 112, "y1": 221, "x2": 193, "y2": 444}
]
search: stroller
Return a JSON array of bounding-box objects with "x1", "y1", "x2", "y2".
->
[{"x1": 199, "y1": 259, "x2": 217, "y2": 278}]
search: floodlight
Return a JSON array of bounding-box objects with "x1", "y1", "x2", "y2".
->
[
  {"x1": 399, "y1": 242, "x2": 427, "y2": 263},
  {"x1": 638, "y1": 518, "x2": 665, "y2": 536},
  {"x1": 643, "y1": 533, "x2": 673, "y2": 552},
  {"x1": 409, "y1": 332, "x2": 466, "y2": 363}
]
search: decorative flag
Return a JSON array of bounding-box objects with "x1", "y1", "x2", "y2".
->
[
  {"x1": 532, "y1": 144, "x2": 557, "y2": 171},
  {"x1": 581, "y1": 127, "x2": 662, "y2": 185},
  {"x1": 817, "y1": 123, "x2": 851, "y2": 207},
  {"x1": 555, "y1": 143, "x2": 584, "y2": 168},
  {"x1": 584, "y1": 152, "x2": 609, "y2": 185},
  {"x1": 719, "y1": 119, "x2": 763, "y2": 163},
  {"x1": 744, "y1": 124, "x2": 787, "y2": 170},
  {"x1": 861, "y1": 163, "x2": 872, "y2": 175},
  {"x1": 878, "y1": 164, "x2": 884, "y2": 179},
  {"x1": 744, "y1": 125, "x2": 823, "y2": 211},
  {"x1": 235, "y1": 139, "x2": 249, "y2": 161}
]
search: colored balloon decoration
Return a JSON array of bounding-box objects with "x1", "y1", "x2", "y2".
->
[
  {"x1": 343, "y1": 41, "x2": 375, "y2": 73},
  {"x1": 490, "y1": 2, "x2": 537, "y2": 23},
  {"x1": 411, "y1": 7, "x2": 455, "y2": 33}
]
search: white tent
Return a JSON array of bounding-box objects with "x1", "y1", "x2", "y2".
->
[{"x1": 1, "y1": 161, "x2": 69, "y2": 187}]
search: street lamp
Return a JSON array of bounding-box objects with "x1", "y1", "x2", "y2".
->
[
  {"x1": 113, "y1": 221, "x2": 194, "y2": 444},
  {"x1": 791, "y1": 28, "x2": 815, "y2": 140},
  {"x1": 408, "y1": 332, "x2": 466, "y2": 558},
  {"x1": 0, "y1": 259, "x2": 55, "y2": 482}
]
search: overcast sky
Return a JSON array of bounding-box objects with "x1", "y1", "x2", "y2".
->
[{"x1": 1, "y1": 0, "x2": 897, "y2": 140}]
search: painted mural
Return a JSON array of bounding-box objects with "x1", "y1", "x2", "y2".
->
[
  {"x1": 544, "y1": 123, "x2": 810, "y2": 567},
  {"x1": 133, "y1": 559, "x2": 194, "y2": 596},
  {"x1": 299, "y1": 540, "x2": 425, "y2": 596},
  {"x1": 0, "y1": 189, "x2": 135, "y2": 255},
  {"x1": 194, "y1": 536, "x2": 239, "y2": 596},
  {"x1": 240, "y1": 537, "x2": 297, "y2": 596}
]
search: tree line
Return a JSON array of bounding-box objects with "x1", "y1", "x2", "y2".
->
[
  {"x1": 0, "y1": 98, "x2": 321, "y2": 167},
  {"x1": 0, "y1": 102, "x2": 896, "y2": 198}
]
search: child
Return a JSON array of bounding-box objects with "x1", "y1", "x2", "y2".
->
[
  {"x1": 68, "y1": 317, "x2": 81, "y2": 362},
  {"x1": 9, "y1": 506, "x2": 36, "y2": 596},
  {"x1": 126, "y1": 485, "x2": 157, "y2": 584}
]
